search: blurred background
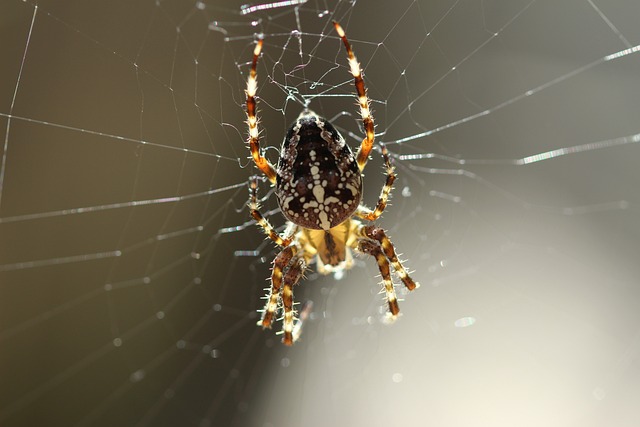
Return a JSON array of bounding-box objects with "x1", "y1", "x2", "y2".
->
[{"x1": 1, "y1": 0, "x2": 640, "y2": 426}]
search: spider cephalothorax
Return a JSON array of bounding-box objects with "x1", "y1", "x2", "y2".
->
[
  {"x1": 244, "y1": 22, "x2": 419, "y2": 345},
  {"x1": 276, "y1": 111, "x2": 362, "y2": 231}
]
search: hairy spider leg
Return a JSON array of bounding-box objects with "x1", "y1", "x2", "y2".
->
[
  {"x1": 362, "y1": 224, "x2": 419, "y2": 292},
  {"x1": 334, "y1": 21, "x2": 375, "y2": 172},
  {"x1": 245, "y1": 26, "x2": 420, "y2": 345},
  {"x1": 280, "y1": 255, "x2": 307, "y2": 346},
  {"x1": 245, "y1": 39, "x2": 277, "y2": 184},
  {"x1": 248, "y1": 177, "x2": 295, "y2": 246},
  {"x1": 358, "y1": 239, "x2": 400, "y2": 317},
  {"x1": 292, "y1": 300, "x2": 314, "y2": 343},
  {"x1": 355, "y1": 141, "x2": 396, "y2": 221},
  {"x1": 258, "y1": 245, "x2": 297, "y2": 329}
]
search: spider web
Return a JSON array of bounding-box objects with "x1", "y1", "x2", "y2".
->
[{"x1": 2, "y1": 0, "x2": 640, "y2": 426}]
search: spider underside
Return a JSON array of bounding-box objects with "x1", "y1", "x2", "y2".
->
[{"x1": 245, "y1": 22, "x2": 419, "y2": 345}]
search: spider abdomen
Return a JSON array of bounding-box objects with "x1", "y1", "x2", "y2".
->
[{"x1": 276, "y1": 112, "x2": 362, "y2": 230}]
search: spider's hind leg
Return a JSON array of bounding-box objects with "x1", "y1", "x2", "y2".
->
[
  {"x1": 334, "y1": 21, "x2": 374, "y2": 172},
  {"x1": 355, "y1": 142, "x2": 396, "y2": 222},
  {"x1": 248, "y1": 176, "x2": 294, "y2": 247},
  {"x1": 245, "y1": 38, "x2": 277, "y2": 183}
]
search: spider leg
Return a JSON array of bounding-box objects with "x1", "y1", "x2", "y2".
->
[
  {"x1": 358, "y1": 239, "x2": 400, "y2": 317},
  {"x1": 281, "y1": 254, "x2": 307, "y2": 346},
  {"x1": 361, "y1": 224, "x2": 419, "y2": 292},
  {"x1": 355, "y1": 141, "x2": 396, "y2": 221},
  {"x1": 292, "y1": 300, "x2": 313, "y2": 343},
  {"x1": 245, "y1": 38, "x2": 277, "y2": 183},
  {"x1": 258, "y1": 245, "x2": 297, "y2": 329},
  {"x1": 334, "y1": 22, "x2": 374, "y2": 172},
  {"x1": 248, "y1": 177, "x2": 294, "y2": 247}
]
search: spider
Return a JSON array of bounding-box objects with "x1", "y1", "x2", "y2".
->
[{"x1": 245, "y1": 22, "x2": 419, "y2": 345}]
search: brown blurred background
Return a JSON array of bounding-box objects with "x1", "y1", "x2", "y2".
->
[{"x1": 1, "y1": 0, "x2": 640, "y2": 426}]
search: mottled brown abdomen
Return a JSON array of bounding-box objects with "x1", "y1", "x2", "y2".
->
[{"x1": 276, "y1": 112, "x2": 362, "y2": 230}]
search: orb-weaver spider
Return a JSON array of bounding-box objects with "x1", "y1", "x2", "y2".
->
[{"x1": 245, "y1": 22, "x2": 419, "y2": 345}]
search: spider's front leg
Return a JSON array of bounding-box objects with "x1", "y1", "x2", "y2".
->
[
  {"x1": 355, "y1": 223, "x2": 419, "y2": 319},
  {"x1": 258, "y1": 245, "x2": 296, "y2": 329},
  {"x1": 362, "y1": 224, "x2": 419, "y2": 292},
  {"x1": 249, "y1": 177, "x2": 306, "y2": 345},
  {"x1": 257, "y1": 244, "x2": 307, "y2": 346},
  {"x1": 358, "y1": 239, "x2": 400, "y2": 317},
  {"x1": 280, "y1": 254, "x2": 307, "y2": 346}
]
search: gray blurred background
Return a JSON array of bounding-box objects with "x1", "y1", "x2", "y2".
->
[{"x1": 1, "y1": 0, "x2": 640, "y2": 426}]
